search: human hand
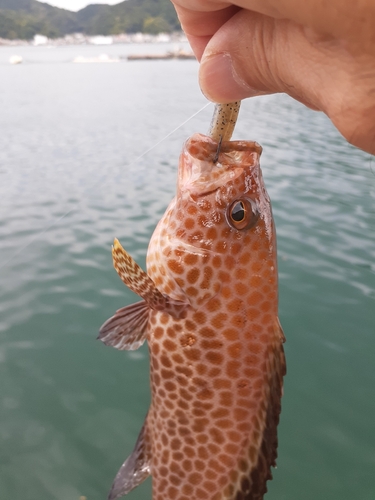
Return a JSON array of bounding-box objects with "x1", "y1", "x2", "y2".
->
[{"x1": 172, "y1": 0, "x2": 375, "y2": 155}]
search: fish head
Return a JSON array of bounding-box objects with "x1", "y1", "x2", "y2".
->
[
  {"x1": 176, "y1": 132, "x2": 274, "y2": 250},
  {"x1": 147, "y1": 133, "x2": 277, "y2": 307}
]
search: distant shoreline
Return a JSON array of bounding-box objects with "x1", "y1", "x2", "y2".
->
[{"x1": 0, "y1": 31, "x2": 187, "y2": 47}]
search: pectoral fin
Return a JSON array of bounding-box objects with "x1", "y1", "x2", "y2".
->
[
  {"x1": 112, "y1": 238, "x2": 166, "y2": 310},
  {"x1": 111, "y1": 238, "x2": 188, "y2": 319},
  {"x1": 98, "y1": 300, "x2": 149, "y2": 350},
  {"x1": 108, "y1": 417, "x2": 151, "y2": 500}
]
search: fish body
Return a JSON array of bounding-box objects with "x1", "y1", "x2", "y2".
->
[{"x1": 99, "y1": 133, "x2": 285, "y2": 500}]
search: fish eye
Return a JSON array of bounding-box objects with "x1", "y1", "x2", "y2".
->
[
  {"x1": 231, "y1": 201, "x2": 245, "y2": 222},
  {"x1": 227, "y1": 198, "x2": 259, "y2": 230}
]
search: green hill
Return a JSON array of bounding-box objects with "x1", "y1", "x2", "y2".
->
[{"x1": 0, "y1": 0, "x2": 180, "y2": 39}]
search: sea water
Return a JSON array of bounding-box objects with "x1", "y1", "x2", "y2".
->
[{"x1": 0, "y1": 43, "x2": 374, "y2": 500}]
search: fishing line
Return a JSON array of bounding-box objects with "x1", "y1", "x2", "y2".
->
[{"x1": 0, "y1": 101, "x2": 211, "y2": 271}]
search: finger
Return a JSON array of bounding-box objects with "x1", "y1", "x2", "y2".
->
[
  {"x1": 199, "y1": 11, "x2": 319, "y2": 104},
  {"x1": 199, "y1": 9, "x2": 375, "y2": 154},
  {"x1": 173, "y1": 3, "x2": 240, "y2": 60},
  {"x1": 229, "y1": 0, "x2": 375, "y2": 54},
  {"x1": 173, "y1": 0, "x2": 375, "y2": 55}
]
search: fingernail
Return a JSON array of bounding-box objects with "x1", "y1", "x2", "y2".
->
[{"x1": 199, "y1": 52, "x2": 260, "y2": 102}]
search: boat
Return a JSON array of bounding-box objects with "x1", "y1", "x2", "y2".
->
[
  {"x1": 127, "y1": 49, "x2": 195, "y2": 61},
  {"x1": 9, "y1": 55, "x2": 23, "y2": 65},
  {"x1": 73, "y1": 54, "x2": 120, "y2": 64}
]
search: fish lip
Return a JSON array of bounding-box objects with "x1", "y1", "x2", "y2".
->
[
  {"x1": 188, "y1": 185, "x2": 221, "y2": 198},
  {"x1": 179, "y1": 133, "x2": 262, "y2": 196},
  {"x1": 180, "y1": 159, "x2": 243, "y2": 196}
]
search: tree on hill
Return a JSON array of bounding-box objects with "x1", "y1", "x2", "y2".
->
[
  {"x1": 0, "y1": 0, "x2": 80, "y2": 38},
  {"x1": 0, "y1": 0, "x2": 180, "y2": 39},
  {"x1": 143, "y1": 16, "x2": 170, "y2": 34}
]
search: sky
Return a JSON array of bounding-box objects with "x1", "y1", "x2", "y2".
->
[{"x1": 42, "y1": 0, "x2": 124, "y2": 11}]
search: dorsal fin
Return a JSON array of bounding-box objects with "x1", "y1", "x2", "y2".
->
[
  {"x1": 244, "y1": 324, "x2": 286, "y2": 499},
  {"x1": 247, "y1": 341, "x2": 286, "y2": 499},
  {"x1": 228, "y1": 320, "x2": 286, "y2": 499},
  {"x1": 108, "y1": 417, "x2": 151, "y2": 500}
]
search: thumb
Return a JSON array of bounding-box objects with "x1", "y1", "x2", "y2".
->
[
  {"x1": 199, "y1": 9, "x2": 375, "y2": 154},
  {"x1": 199, "y1": 10, "x2": 318, "y2": 106}
]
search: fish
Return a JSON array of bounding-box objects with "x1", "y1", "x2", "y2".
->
[{"x1": 99, "y1": 105, "x2": 286, "y2": 500}]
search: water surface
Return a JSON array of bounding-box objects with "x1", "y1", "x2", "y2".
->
[{"x1": 0, "y1": 44, "x2": 374, "y2": 500}]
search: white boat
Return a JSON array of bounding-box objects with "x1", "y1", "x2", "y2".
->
[
  {"x1": 33, "y1": 34, "x2": 48, "y2": 46},
  {"x1": 73, "y1": 54, "x2": 120, "y2": 64},
  {"x1": 9, "y1": 55, "x2": 23, "y2": 65},
  {"x1": 89, "y1": 36, "x2": 113, "y2": 45}
]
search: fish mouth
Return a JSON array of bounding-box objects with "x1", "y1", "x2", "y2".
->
[{"x1": 179, "y1": 133, "x2": 262, "y2": 196}]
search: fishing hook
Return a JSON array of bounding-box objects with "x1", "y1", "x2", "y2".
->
[{"x1": 213, "y1": 135, "x2": 223, "y2": 164}]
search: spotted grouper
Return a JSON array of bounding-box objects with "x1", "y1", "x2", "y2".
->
[{"x1": 99, "y1": 103, "x2": 286, "y2": 500}]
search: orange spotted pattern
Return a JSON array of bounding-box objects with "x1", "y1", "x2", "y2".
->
[{"x1": 144, "y1": 133, "x2": 286, "y2": 500}]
